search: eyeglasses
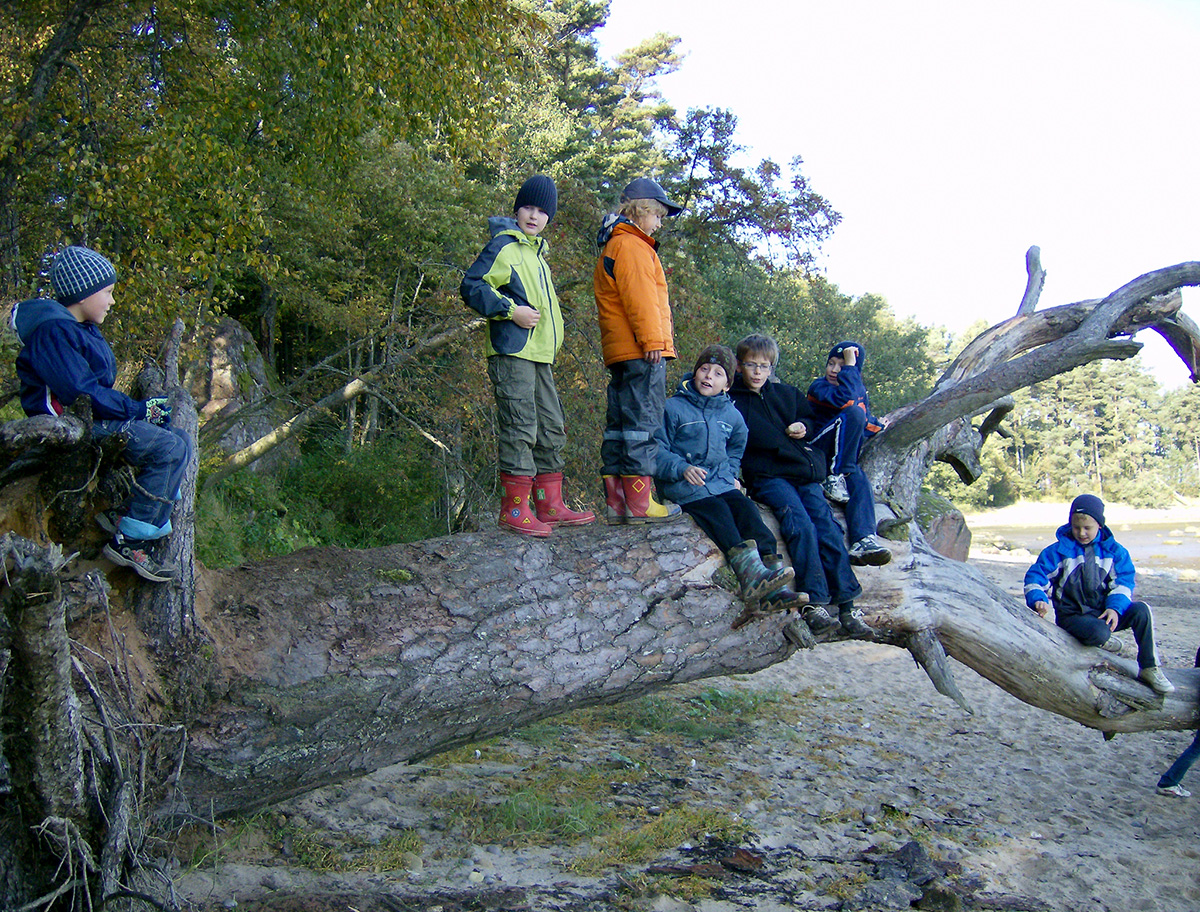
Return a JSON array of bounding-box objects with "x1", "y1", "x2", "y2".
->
[{"x1": 740, "y1": 361, "x2": 773, "y2": 373}]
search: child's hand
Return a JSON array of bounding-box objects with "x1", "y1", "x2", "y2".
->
[
  {"x1": 643, "y1": 349, "x2": 662, "y2": 364},
  {"x1": 1099, "y1": 608, "x2": 1119, "y2": 630},
  {"x1": 785, "y1": 421, "x2": 807, "y2": 439},
  {"x1": 145, "y1": 397, "x2": 172, "y2": 426},
  {"x1": 683, "y1": 465, "x2": 707, "y2": 486},
  {"x1": 512, "y1": 305, "x2": 540, "y2": 329},
  {"x1": 1032, "y1": 600, "x2": 1050, "y2": 618},
  {"x1": 842, "y1": 346, "x2": 858, "y2": 366}
]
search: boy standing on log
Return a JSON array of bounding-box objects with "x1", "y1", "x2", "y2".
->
[
  {"x1": 10, "y1": 245, "x2": 190, "y2": 582},
  {"x1": 460, "y1": 175, "x2": 595, "y2": 537},
  {"x1": 806, "y1": 341, "x2": 892, "y2": 566},
  {"x1": 1024, "y1": 494, "x2": 1175, "y2": 694},
  {"x1": 729, "y1": 333, "x2": 873, "y2": 639},
  {"x1": 654, "y1": 344, "x2": 803, "y2": 624},
  {"x1": 594, "y1": 177, "x2": 684, "y2": 524}
]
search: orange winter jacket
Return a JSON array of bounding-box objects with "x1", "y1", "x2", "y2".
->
[{"x1": 593, "y1": 217, "x2": 676, "y2": 366}]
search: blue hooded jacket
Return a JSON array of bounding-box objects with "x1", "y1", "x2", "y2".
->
[
  {"x1": 654, "y1": 376, "x2": 746, "y2": 505},
  {"x1": 1023, "y1": 522, "x2": 1136, "y2": 618},
  {"x1": 10, "y1": 298, "x2": 146, "y2": 420}
]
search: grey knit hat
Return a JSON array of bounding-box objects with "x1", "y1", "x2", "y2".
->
[
  {"x1": 513, "y1": 175, "x2": 557, "y2": 221},
  {"x1": 51, "y1": 246, "x2": 117, "y2": 305}
]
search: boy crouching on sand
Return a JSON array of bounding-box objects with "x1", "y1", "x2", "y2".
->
[
  {"x1": 1024, "y1": 494, "x2": 1175, "y2": 694},
  {"x1": 654, "y1": 345, "x2": 803, "y2": 617}
]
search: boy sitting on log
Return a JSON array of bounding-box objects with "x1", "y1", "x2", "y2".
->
[
  {"x1": 1024, "y1": 494, "x2": 1175, "y2": 694},
  {"x1": 10, "y1": 245, "x2": 190, "y2": 582}
]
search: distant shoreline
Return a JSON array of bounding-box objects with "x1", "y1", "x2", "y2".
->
[{"x1": 963, "y1": 498, "x2": 1200, "y2": 529}]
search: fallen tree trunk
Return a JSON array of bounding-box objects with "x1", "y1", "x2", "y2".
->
[
  {"x1": 172, "y1": 517, "x2": 1199, "y2": 817},
  {"x1": 5, "y1": 257, "x2": 1200, "y2": 834}
]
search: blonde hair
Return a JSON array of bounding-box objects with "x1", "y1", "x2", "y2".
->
[{"x1": 619, "y1": 198, "x2": 668, "y2": 222}]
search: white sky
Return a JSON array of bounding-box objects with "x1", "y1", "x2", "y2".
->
[{"x1": 598, "y1": 0, "x2": 1200, "y2": 387}]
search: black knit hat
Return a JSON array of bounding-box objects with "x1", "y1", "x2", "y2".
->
[
  {"x1": 693, "y1": 344, "x2": 734, "y2": 382},
  {"x1": 1070, "y1": 494, "x2": 1106, "y2": 526},
  {"x1": 51, "y1": 246, "x2": 117, "y2": 305},
  {"x1": 513, "y1": 175, "x2": 557, "y2": 221}
]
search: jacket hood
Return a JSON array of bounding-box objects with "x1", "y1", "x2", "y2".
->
[
  {"x1": 596, "y1": 214, "x2": 658, "y2": 250},
  {"x1": 488, "y1": 216, "x2": 547, "y2": 252},
  {"x1": 829, "y1": 340, "x2": 864, "y2": 367},
  {"x1": 10, "y1": 298, "x2": 74, "y2": 345},
  {"x1": 676, "y1": 375, "x2": 731, "y2": 408}
]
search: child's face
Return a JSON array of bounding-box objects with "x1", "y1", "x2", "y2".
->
[
  {"x1": 737, "y1": 355, "x2": 774, "y2": 392},
  {"x1": 633, "y1": 210, "x2": 663, "y2": 236},
  {"x1": 693, "y1": 362, "x2": 729, "y2": 397},
  {"x1": 1070, "y1": 513, "x2": 1101, "y2": 546},
  {"x1": 69, "y1": 285, "x2": 115, "y2": 325},
  {"x1": 515, "y1": 205, "x2": 550, "y2": 237},
  {"x1": 824, "y1": 355, "x2": 844, "y2": 384}
]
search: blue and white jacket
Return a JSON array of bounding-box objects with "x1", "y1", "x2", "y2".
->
[
  {"x1": 10, "y1": 298, "x2": 146, "y2": 421},
  {"x1": 1023, "y1": 523, "x2": 1136, "y2": 618},
  {"x1": 654, "y1": 377, "x2": 746, "y2": 506}
]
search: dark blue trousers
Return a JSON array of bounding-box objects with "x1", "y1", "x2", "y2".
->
[
  {"x1": 749, "y1": 476, "x2": 861, "y2": 606},
  {"x1": 811, "y1": 407, "x2": 878, "y2": 543},
  {"x1": 1158, "y1": 730, "x2": 1200, "y2": 789},
  {"x1": 93, "y1": 418, "x2": 192, "y2": 540},
  {"x1": 1056, "y1": 600, "x2": 1159, "y2": 669}
]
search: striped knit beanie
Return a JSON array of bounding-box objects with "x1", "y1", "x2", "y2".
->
[{"x1": 51, "y1": 246, "x2": 117, "y2": 305}]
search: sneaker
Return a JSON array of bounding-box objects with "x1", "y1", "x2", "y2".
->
[
  {"x1": 822, "y1": 474, "x2": 850, "y2": 504},
  {"x1": 801, "y1": 605, "x2": 840, "y2": 636},
  {"x1": 848, "y1": 535, "x2": 892, "y2": 566},
  {"x1": 103, "y1": 535, "x2": 177, "y2": 583},
  {"x1": 1156, "y1": 784, "x2": 1191, "y2": 798},
  {"x1": 1138, "y1": 666, "x2": 1176, "y2": 695},
  {"x1": 839, "y1": 607, "x2": 874, "y2": 640},
  {"x1": 1098, "y1": 634, "x2": 1125, "y2": 654},
  {"x1": 94, "y1": 510, "x2": 121, "y2": 535}
]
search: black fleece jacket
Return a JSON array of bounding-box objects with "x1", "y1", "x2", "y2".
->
[{"x1": 729, "y1": 373, "x2": 827, "y2": 486}]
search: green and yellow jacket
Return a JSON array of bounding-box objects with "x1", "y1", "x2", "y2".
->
[{"x1": 460, "y1": 217, "x2": 563, "y2": 362}]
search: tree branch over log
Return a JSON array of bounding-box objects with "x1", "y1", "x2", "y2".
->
[{"x1": 202, "y1": 317, "x2": 485, "y2": 489}]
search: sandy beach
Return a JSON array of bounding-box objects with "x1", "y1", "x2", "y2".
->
[{"x1": 176, "y1": 519, "x2": 1200, "y2": 912}]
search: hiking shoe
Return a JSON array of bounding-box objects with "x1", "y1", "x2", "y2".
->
[
  {"x1": 839, "y1": 607, "x2": 874, "y2": 640},
  {"x1": 801, "y1": 605, "x2": 840, "y2": 636},
  {"x1": 1139, "y1": 666, "x2": 1176, "y2": 695},
  {"x1": 94, "y1": 510, "x2": 121, "y2": 535},
  {"x1": 1099, "y1": 634, "x2": 1125, "y2": 654},
  {"x1": 1156, "y1": 784, "x2": 1191, "y2": 798},
  {"x1": 103, "y1": 535, "x2": 177, "y2": 583},
  {"x1": 848, "y1": 535, "x2": 892, "y2": 566},
  {"x1": 822, "y1": 473, "x2": 850, "y2": 504}
]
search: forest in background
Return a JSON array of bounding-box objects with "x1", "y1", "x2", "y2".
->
[{"x1": 2, "y1": 0, "x2": 1196, "y2": 569}]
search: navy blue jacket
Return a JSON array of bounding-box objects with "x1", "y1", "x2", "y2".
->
[
  {"x1": 10, "y1": 298, "x2": 146, "y2": 420},
  {"x1": 654, "y1": 377, "x2": 746, "y2": 506}
]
